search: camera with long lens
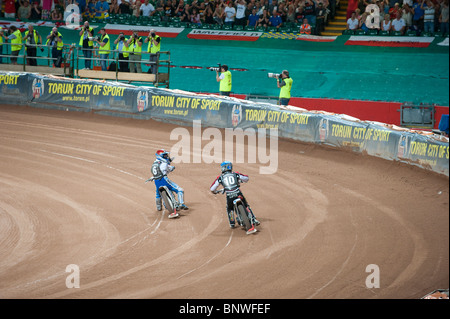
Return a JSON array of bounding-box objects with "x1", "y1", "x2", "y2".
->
[
  {"x1": 267, "y1": 73, "x2": 281, "y2": 78},
  {"x1": 210, "y1": 63, "x2": 222, "y2": 72},
  {"x1": 119, "y1": 35, "x2": 125, "y2": 41}
]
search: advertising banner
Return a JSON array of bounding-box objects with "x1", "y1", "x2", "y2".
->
[{"x1": 0, "y1": 71, "x2": 448, "y2": 176}]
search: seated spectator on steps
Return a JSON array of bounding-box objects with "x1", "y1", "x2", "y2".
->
[
  {"x1": 347, "y1": 11, "x2": 359, "y2": 30},
  {"x1": 391, "y1": 11, "x2": 407, "y2": 34}
]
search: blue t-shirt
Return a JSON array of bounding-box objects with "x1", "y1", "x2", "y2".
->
[
  {"x1": 269, "y1": 15, "x2": 282, "y2": 27},
  {"x1": 95, "y1": 1, "x2": 110, "y2": 12},
  {"x1": 248, "y1": 14, "x2": 260, "y2": 26},
  {"x1": 413, "y1": 3, "x2": 424, "y2": 21}
]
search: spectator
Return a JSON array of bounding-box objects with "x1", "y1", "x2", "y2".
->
[
  {"x1": 402, "y1": 3, "x2": 413, "y2": 30},
  {"x1": 258, "y1": 8, "x2": 271, "y2": 27},
  {"x1": 304, "y1": 0, "x2": 316, "y2": 26},
  {"x1": 179, "y1": 3, "x2": 191, "y2": 22},
  {"x1": 163, "y1": 0, "x2": 176, "y2": 21},
  {"x1": 203, "y1": 4, "x2": 215, "y2": 24},
  {"x1": 132, "y1": 0, "x2": 141, "y2": 17},
  {"x1": 389, "y1": 2, "x2": 401, "y2": 19},
  {"x1": 412, "y1": 0, "x2": 425, "y2": 32},
  {"x1": 153, "y1": 0, "x2": 166, "y2": 20},
  {"x1": 119, "y1": 0, "x2": 132, "y2": 14},
  {"x1": 392, "y1": 11, "x2": 406, "y2": 33},
  {"x1": 359, "y1": 11, "x2": 370, "y2": 31},
  {"x1": 140, "y1": 0, "x2": 155, "y2": 16},
  {"x1": 84, "y1": 0, "x2": 97, "y2": 19},
  {"x1": 51, "y1": 7, "x2": 62, "y2": 20},
  {"x1": 4, "y1": 0, "x2": 17, "y2": 18},
  {"x1": 95, "y1": 0, "x2": 110, "y2": 19},
  {"x1": 41, "y1": 0, "x2": 52, "y2": 19},
  {"x1": 278, "y1": 1, "x2": 287, "y2": 23},
  {"x1": 347, "y1": 11, "x2": 359, "y2": 30},
  {"x1": 286, "y1": 4, "x2": 296, "y2": 23},
  {"x1": 190, "y1": 7, "x2": 202, "y2": 25},
  {"x1": 439, "y1": 0, "x2": 449, "y2": 36},
  {"x1": 316, "y1": 2, "x2": 327, "y2": 35},
  {"x1": 24, "y1": 24, "x2": 42, "y2": 66},
  {"x1": 295, "y1": 5, "x2": 306, "y2": 24},
  {"x1": 18, "y1": 0, "x2": 32, "y2": 20},
  {"x1": 300, "y1": 17, "x2": 311, "y2": 34},
  {"x1": 247, "y1": 7, "x2": 260, "y2": 26},
  {"x1": 421, "y1": 0, "x2": 435, "y2": 33},
  {"x1": 381, "y1": 12, "x2": 392, "y2": 30},
  {"x1": 269, "y1": 9, "x2": 283, "y2": 29},
  {"x1": 109, "y1": 0, "x2": 120, "y2": 14},
  {"x1": 347, "y1": 0, "x2": 360, "y2": 19},
  {"x1": 224, "y1": 1, "x2": 236, "y2": 26},
  {"x1": 235, "y1": 0, "x2": 247, "y2": 26},
  {"x1": 213, "y1": 2, "x2": 224, "y2": 25},
  {"x1": 29, "y1": 1, "x2": 42, "y2": 20}
]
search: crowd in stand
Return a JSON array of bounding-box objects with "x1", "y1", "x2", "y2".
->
[
  {"x1": 346, "y1": 0, "x2": 449, "y2": 35},
  {"x1": 1, "y1": 0, "x2": 337, "y2": 33},
  {"x1": 0, "y1": 0, "x2": 448, "y2": 35}
]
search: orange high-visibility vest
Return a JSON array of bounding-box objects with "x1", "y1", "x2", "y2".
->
[{"x1": 300, "y1": 24, "x2": 311, "y2": 35}]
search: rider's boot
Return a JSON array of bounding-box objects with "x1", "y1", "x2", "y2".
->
[
  {"x1": 247, "y1": 206, "x2": 260, "y2": 226},
  {"x1": 156, "y1": 198, "x2": 162, "y2": 211},
  {"x1": 227, "y1": 209, "x2": 236, "y2": 228}
]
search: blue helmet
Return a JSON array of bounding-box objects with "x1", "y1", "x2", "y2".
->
[
  {"x1": 156, "y1": 149, "x2": 171, "y2": 163},
  {"x1": 220, "y1": 161, "x2": 233, "y2": 173}
]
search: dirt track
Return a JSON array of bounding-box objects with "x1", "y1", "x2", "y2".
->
[{"x1": 0, "y1": 104, "x2": 448, "y2": 299}]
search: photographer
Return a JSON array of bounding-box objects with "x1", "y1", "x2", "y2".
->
[
  {"x1": 144, "y1": 29, "x2": 160, "y2": 74},
  {"x1": 215, "y1": 64, "x2": 232, "y2": 96},
  {"x1": 127, "y1": 32, "x2": 143, "y2": 73},
  {"x1": 79, "y1": 21, "x2": 94, "y2": 70},
  {"x1": 275, "y1": 70, "x2": 293, "y2": 106},
  {"x1": 24, "y1": 24, "x2": 42, "y2": 67},
  {"x1": 95, "y1": 28, "x2": 110, "y2": 71},
  {"x1": 114, "y1": 32, "x2": 129, "y2": 72},
  {"x1": 0, "y1": 27, "x2": 5, "y2": 64},
  {"x1": 6, "y1": 26, "x2": 23, "y2": 65},
  {"x1": 46, "y1": 27, "x2": 63, "y2": 68}
]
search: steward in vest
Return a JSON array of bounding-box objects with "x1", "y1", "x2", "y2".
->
[
  {"x1": 7, "y1": 26, "x2": 23, "y2": 65},
  {"x1": 24, "y1": 25, "x2": 42, "y2": 66},
  {"x1": 79, "y1": 21, "x2": 94, "y2": 69},
  {"x1": 276, "y1": 70, "x2": 293, "y2": 106},
  {"x1": 126, "y1": 32, "x2": 143, "y2": 73},
  {"x1": 95, "y1": 28, "x2": 110, "y2": 71},
  {"x1": 300, "y1": 18, "x2": 312, "y2": 35},
  {"x1": 144, "y1": 28, "x2": 160, "y2": 74},
  {"x1": 46, "y1": 27, "x2": 64, "y2": 67},
  {"x1": 216, "y1": 64, "x2": 232, "y2": 96},
  {"x1": 0, "y1": 27, "x2": 5, "y2": 64},
  {"x1": 114, "y1": 32, "x2": 129, "y2": 72}
]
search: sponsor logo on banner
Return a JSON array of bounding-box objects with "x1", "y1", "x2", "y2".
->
[
  {"x1": 32, "y1": 78, "x2": 44, "y2": 99},
  {"x1": 104, "y1": 24, "x2": 183, "y2": 38},
  {"x1": 345, "y1": 36, "x2": 434, "y2": 47},
  {"x1": 231, "y1": 104, "x2": 242, "y2": 127},
  {"x1": 187, "y1": 29, "x2": 263, "y2": 41},
  {"x1": 397, "y1": 133, "x2": 409, "y2": 159},
  {"x1": 137, "y1": 91, "x2": 148, "y2": 112},
  {"x1": 319, "y1": 118, "x2": 329, "y2": 142}
]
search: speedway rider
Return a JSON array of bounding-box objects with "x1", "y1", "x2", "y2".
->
[
  {"x1": 151, "y1": 149, "x2": 188, "y2": 214},
  {"x1": 210, "y1": 161, "x2": 260, "y2": 233}
]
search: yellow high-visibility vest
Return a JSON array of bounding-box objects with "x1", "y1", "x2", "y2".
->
[
  {"x1": 279, "y1": 77, "x2": 293, "y2": 99},
  {"x1": 219, "y1": 70, "x2": 232, "y2": 92}
]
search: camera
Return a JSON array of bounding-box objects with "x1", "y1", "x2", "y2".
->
[
  {"x1": 120, "y1": 35, "x2": 125, "y2": 41},
  {"x1": 267, "y1": 73, "x2": 281, "y2": 78},
  {"x1": 209, "y1": 63, "x2": 222, "y2": 72}
]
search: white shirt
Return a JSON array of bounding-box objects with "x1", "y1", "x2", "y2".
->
[
  {"x1": 347, "y1": 18, "x2": 359, "y2": 30},
  {"x1": 224, "y1": 6, "x2": 236, "y2": 22},
  {"x1": 392, "y1": 18, "x2": 405, "y2": 31},
  {"x1": 140, "y1": 3, "x2": 155, "y2": 17},
  {"x1": 236, "y1": 3, "x2": 246, "y2": 19},
  {"x1": 382, "y1": 20, "x2": 392, "y2": 31}
]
